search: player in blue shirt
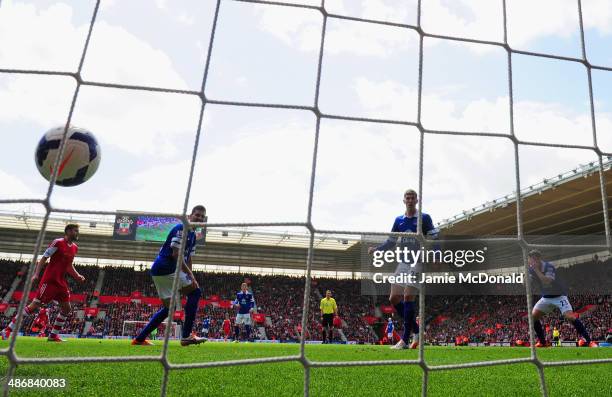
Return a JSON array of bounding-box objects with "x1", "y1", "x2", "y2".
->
[
  {"x1": 132, "y1": 205, "x2": 206, "y2": 346},
  {"x1": 386, "y1": 318, "x2": 394, "y2": 345},
  {"x1": 201, "y1": 316, "x2": 210, "y2": 338},
  {"x1": 528, "y1": 250, "x2": 596, "y2": 347},
  {"x1": 368, "y1": 189, "x2": 438, "y2": 350},
  {"x1": 233, "y1": 283, "x2": 255, "y2": 342}
]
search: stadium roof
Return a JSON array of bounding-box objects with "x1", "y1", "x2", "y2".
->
[
  {"x1": 0, "y1": 210, "x2": 361, "y2": 272},
  {"x1": 0, "y1": 160, "x2": 610, "y2": 272},
  {"x1": 440, "y1": 159, "x2": 612, "y2": 236}
]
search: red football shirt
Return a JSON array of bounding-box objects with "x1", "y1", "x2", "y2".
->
[
  {"x1": 40, "y1": 237, "x2": 78, "y2": 287},
  {"x1": 223, "y1": 319, "x2": 231, "y2": 332},
  {"x1": 33, "y1": 310, "x2": 49, "y2": 327}
]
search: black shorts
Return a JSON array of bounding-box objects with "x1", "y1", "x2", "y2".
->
[
  {"x1": 322, "y1": 314, "x2": 334, "y2": 327},
  {"x1": 553, "y1": 336, "x2": 559, "y2": 342}
]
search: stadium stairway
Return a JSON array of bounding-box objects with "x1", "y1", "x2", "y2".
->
[
  {"x1": 2, "y1": 268, "x2": 24, "y2": 303},
  {"x1": 337, "y1": 328, "x2": 348, "y2": 343},
  {"x1": 81, "y1": 268, "x2": 105, "y2": 336},
  {"x1": 89, "y1": 268, "x2": 105, "y2": 308},
  {"x1": 257, "y1": 326, "x2": 267, "y2": 340}
]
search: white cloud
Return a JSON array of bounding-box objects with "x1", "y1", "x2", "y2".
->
[
  {"x1": 82, "y1": 20, "x2": 189, "y2": 89},
  {"x1": 72, "y1": 87, "x2": 201, "y2": 158},
  {"x1": 325, "y1": 17, "x2": 417, "y2": 57},
  {"x1": 254, "y1": 4, "x2": 323, "y2": 53},
  {"x1": 506, "y1": 0, "x2": 580, "y2": 49},
  {"x1": 353, "y1": 78, "x2": 418, "y2": 121},
  {"x1": 256, "y1": 0, "x2": 612, "y2": 58},
  {"x1": 422, "y1": 0, "x2": 504, "y2": 43},
  {"x1": 51, "y1": 159, "x2": 193, "y2": 213},
  {"x1": 0, "y1": 75, "x2": 76, "y2": 126},
  {"x1": 0, "y1": 1, "x2": 87, "y2": 71},
  {"x1": 0, "y1": 169, "x2": 36, "y2": 199},
  {"x1": 0, "y1": 1, "x2": 198, "y2": 158},
  {"x1": 582, "y1": 0, "x2": 612, "y2": 35},
  {"x1": 352, "y1": 77, "x2": 510, "y2": 133},
  {"x1": 325, "y1": 0, "x2": 417, "y2": 25},
  {"x1": 190, "y1": 120, "x2": 315, "y2": 224}
]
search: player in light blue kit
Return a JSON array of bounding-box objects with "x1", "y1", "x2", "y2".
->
[
  {"x1": 233, "y1": 282, "x2": 255, "y2": 342},
  {"x1": 132, "y1": 205, "x2": 206, "y2": 346},
  {"x1": 368, "y1": 189, "x2": 438, "y2": 350}
]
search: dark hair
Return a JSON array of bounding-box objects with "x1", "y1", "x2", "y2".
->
[
  {"x1": 528, "y1": 249, "x2": 542, "y2": 258},
  {"x1": 191, "y1": 205, "x2": 206, "y2": 214},
  {"x1": 65, "y1": 224, "x2": 79, "y2": 233}
]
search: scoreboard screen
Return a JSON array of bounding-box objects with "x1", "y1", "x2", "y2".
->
[{"x1": 113, "y1": 214, "x2": 205, "y2": 242}]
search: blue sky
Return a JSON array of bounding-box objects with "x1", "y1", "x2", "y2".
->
[{"x1": 0, "y1": 0, "x2": 611, "y2": 232}]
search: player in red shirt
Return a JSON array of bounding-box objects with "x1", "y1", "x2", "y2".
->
[
  {"x1": 30, "y1": 308, "x2": 49, "y2": 336},
  {"x1": 223, "y1": 313, "x2": 231, "y2": 342},
  {"x1": 1, "y1": 224, "x2": 85, "y2": 342}
]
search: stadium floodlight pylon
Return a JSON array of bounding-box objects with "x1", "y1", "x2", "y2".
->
[{"x1": 1, "y1": 0, "x2": 611, "y2": 397}]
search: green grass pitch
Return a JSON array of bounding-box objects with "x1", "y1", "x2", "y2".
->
[{"x1": 0, "y1": 338, "x2": 610, "y2": 396}]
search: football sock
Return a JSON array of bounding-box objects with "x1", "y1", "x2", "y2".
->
[
  {"x1": 51, "y1": 313, "x2": 67, "y2": 336},
  {"x1": 245, "y1": 324, "x2": 251, "y2": 340},
  {"x1": 394, "y1": 302, "x2": 405, "y2": 318},
  {"x1": 533, "y1": 320, "x2": 546, "y2": 344},
  {"x1": 235, "y1": 326, "x2": 240, "y2": 340},
  {"x1": 136, "y1": 306, "x2": 168, "y2": 342},
  {"x1": 402, "y1": 301, "x2": 416, "y2": 343},
  {"x1": 182, "y1": 288, "x2": 201, "y2": 339},
  {"x1": 7, "y1": 306, "x2": 33, "y2": 332},
  {"x1": 572, "y1": 319, "x2": 591, "y2": 343}
]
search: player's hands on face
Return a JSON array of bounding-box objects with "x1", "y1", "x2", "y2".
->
[{"x1": 527, "y1": 257, "x2": 536, "y2": 269}]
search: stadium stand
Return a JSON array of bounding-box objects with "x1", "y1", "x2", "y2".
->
[{"x1": 0, "y1": 259, "x2": 610, "y2": 344}]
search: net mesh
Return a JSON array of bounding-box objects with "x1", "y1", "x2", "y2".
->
[{"x1": 1, "y1": 0, "x2": 611, "y2": 396}]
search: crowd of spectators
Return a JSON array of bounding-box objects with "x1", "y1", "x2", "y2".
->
[{"x1": 0, "y1": 258, "x2": 610, "y2": 344}]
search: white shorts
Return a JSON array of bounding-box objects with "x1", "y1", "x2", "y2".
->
[
  {"x1": 534, "y1": 296, "x2": 573, "y2": 315},
  {"x1": 387, "y1": 332, "x2": 393, "y2": 339},
  {"x1": 152, "y1": 271, "x2": 193, "y2": 300},
  {"x1": 235, "y1": 313, "x2": 252, "y2": 325},
  {"x1": 393, "y1": 262, "x2": 422, "y2": 289}
]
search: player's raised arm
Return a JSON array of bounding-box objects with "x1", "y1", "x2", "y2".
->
[
  {"x1": 170, "y1": 228, "x2": 183, "y2": 260},
  {"x1": 528, "y1": 254, "x2": 553, "y2": 284}
]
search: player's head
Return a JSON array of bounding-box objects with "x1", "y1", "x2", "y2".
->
[
  {"x1": 65, "y1": 224, "x2": 79, "y2": 241},
  {"x1": 325, "y1": 290, "x2": 332, "y2": 298},
  {"x1": 388, "y1": 317, "x2": 392, "y2": 322},
  {"x1": 189, "y1": 205, "x2": 206, "y2": 224},
  {"x1": 241, "y1": 282, "x2": 248, "y2": 292},
  {"x1": 403, "y1": 189, "x2": 418, "y2": 210},
  {"x1": 528, "y1": 249, "x2": 542, "y2": 266},
  {"x1": 225, "y1": 312, "x2": 230, "y2": 319}
]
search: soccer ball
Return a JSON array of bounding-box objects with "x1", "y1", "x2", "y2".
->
[{"x1": 35, "y1": 125, "x2": 101, "y2": 187}]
